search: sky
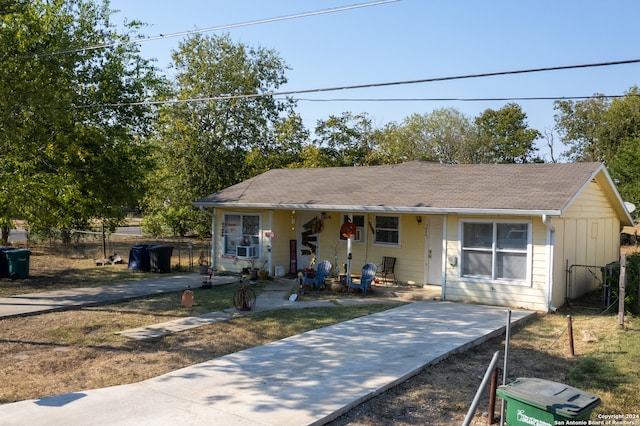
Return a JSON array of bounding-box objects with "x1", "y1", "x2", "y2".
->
[{"x1": 107, "y1": 0, "x2": 640, "y2": 161}]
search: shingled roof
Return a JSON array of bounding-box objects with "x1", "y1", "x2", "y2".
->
[{"x1": 193, "y1": 161, "x2": 630, "y2": 220}]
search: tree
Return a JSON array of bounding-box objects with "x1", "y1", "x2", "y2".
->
[
  {"x1": 554, "y1": 87, "x2": 640, "y2": 212},
  {"x1": 0, "y1": 0, "x2": 163, "y2": 241},
  {"x1": 146, "y1": 33, "x2": 297, "y2": 236},
  {"x1": 372, "y1": 108, "x2": 486, "y2": 164},
  {"x1": 473, "y1": 103, "x2": 541, "y2": 163},
  {"x1": 311, "y1": 112, "x2": 376, "y2": 167},
  {"x1": 554, "y1": 95, "x2": 610, "y2": 162}
]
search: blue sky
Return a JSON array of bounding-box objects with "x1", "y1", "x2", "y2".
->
[{"x1": 108, "y1": 0, "x2": 640, "y2": 161}]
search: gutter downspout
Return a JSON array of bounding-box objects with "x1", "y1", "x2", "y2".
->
[
  {"x1": 542, "y1": 214, "x2": 555, "y2": 312},
  {"x1": 199, "y1": 206, "x2": 216, "y2": 272}
]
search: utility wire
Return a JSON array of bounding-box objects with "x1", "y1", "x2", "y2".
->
[
  {"x1": 43, "y1": 0, "x2": 400, "y2": 56},
  {"x1": 291, "y1": 94, "x2": 629, "y2": 102},
  {"x1": 91, "y1": 58, "x2": 640, "y2": 108}
]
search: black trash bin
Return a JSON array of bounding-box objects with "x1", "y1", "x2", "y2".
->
[
  {"x1": 0, "y1": 247, "x2": 17, "y2": 278},
  {"x1": 128, "y1": 245, "x2": 151, "y2": 271},
  {"x1": 149, "y1": 245, "x2": 173, "y2": 273}
]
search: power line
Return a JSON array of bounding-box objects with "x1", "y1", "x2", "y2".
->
[
  {"x1": 292, "y1": 95, "x2": 628, "y2": 102},
  {"x1": 43, "y1": 0, "x2": 400, "y2": 56},
  {"x1": 91, "y1": 58, "x2": 640, "y2": 108}
]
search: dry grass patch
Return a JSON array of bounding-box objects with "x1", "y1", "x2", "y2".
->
[{"x1": 0, "y1": 299, "x2": 397, "y2": 404}]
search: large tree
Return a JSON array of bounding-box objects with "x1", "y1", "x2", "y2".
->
[
  {"x1": 473, "y1": 103, "x2": 541, "y2": 163},
  {"x1": 310, "y1": 112, "x2": 375, "y2": 167},
  {"x1": 556, "y1": 87, "x2": 640, "y2": 211},
  {"x1": 146, "y1": 33, "x2": 299, "y2": 236},
  {"x1": 0, "y1": 0, "x2": 162, "y2": 241},
  {"x1": 554, "y1": 95, "x2": 611, "y2": 162}
]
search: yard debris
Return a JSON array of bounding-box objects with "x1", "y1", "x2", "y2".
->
[{"x1": 94, "y1": 253, "x2": 123, "y2": 266}]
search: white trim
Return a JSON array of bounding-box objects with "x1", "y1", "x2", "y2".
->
[
  {"x1": 372, "y1": 214, "x2": 401, "y2": 248},
  {"x1": 543, "y1": 215, "x2": 556, "y2": 311},
  {"x1": 458, "y1": 218, "x2": 533, "y2": 286},
  {"x1": 193, "y1": 201, "x2": 562, "y2": 217}
]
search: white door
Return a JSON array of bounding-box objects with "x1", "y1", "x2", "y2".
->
[{"x1": 425, "y1": 216, "x2": 444, "y2": 286}]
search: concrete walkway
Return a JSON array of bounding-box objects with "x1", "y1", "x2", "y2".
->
[
  {"x1": 0, "y1": 273, "x2": 236, "y2": 319},
  {"x1": 0, "y1": 276, "x2": 534, "y2": 425}
]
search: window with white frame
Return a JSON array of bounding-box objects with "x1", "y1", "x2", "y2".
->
[
  {"x1": 460, "y1": 221, "x2": 530, "y2": 282},
  {"x1": 374, "y1": 215, "x2": 399, "y2": 246},
  {"x1": 340, "y1": 214, "x2": 365, "y2": 243},
  {"x1": 223, "y1": 214, "x2": 260, "y2": 257}
]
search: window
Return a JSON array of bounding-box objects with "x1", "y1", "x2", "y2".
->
[
  {"x1": 340, "y1": 214, "x2": 365, "y2": 243},
  {"x1": 375, "y1": 216, "x2": 399, "y2": 246},
  {"x1": 460, "y1": 221, "x2": 530, "y2": 282},
  {"x1": 223, "y1": 214, "x2": 260, "y2": 257}
]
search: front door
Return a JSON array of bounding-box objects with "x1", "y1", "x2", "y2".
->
[{"x1": 425, "y1": 215, "x2": 444, "y2": 286}]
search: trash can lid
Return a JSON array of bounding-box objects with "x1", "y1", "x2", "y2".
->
[
  {"x1": 497, "y1": 378, "x2": 601, "y2": 418},
  {"x1": 4, "y1": 248, "x2": 30, "y2": 256}
]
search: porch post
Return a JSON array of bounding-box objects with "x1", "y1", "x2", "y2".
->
[
  {"x1": 268, "y1": 210, "x2": 274, "y2": 276},
  {"x1": 210, "y1": 208, "x2": 216, "y2": 272}
]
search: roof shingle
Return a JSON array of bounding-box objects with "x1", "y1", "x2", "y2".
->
[{"x1": 194, "y1": 161, "x2": 605, "y2": 214}]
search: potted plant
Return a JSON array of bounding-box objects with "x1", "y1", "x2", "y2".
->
[{"x1": 197, "y1": 251, "x2": 210, "y2": 275}]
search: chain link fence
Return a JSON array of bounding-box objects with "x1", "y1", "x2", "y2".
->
[
  {"x1": 565, "y1": 263, "x2": 605, "y2": 305},
  {"x1": 19, "y1": 230, "x2": 212, "y2": 273}
]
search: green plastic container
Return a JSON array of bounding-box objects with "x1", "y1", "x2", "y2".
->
[
  {"x1": 497, "y1": 377, "x2": 601, "y2": 425},
  {"x1": 5, "y1": 249, "x2": 31, "y2": 280}
]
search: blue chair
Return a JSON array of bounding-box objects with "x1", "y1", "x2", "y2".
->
[
  {"x1": 348, "y1": 263, "x2": 378, "y2": 297},
  {"x1": 303, "y1": 260, "x2": 332, "y2": 291}
]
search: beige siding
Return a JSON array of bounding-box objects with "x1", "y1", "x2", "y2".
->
[
  {"x1": 213, "y1": 209, "x2": 298, "y2": 275},
  {"x1": 316, "y1": 213, "x2": 426, "y2": 284},
  {"x1": 556, "y1": 181, "x2": 621, "y2": 301},
  {"x1": 443, "y1": 215, "x2": 549, "y2": 311}
]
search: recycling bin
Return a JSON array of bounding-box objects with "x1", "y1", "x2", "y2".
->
[
  {"x1": 128, "y1": 245, "x2": 151, "y2": 271},
  {"x1": 4, "y1": 249, "x2": 31, "y2": 280},
  {"x1": 497, "y1": 377, "x2": 601, "y2": 425},
  {"x1": 0, "y1": 247, "x2": 17, "y2": 278},
  {"x1": 149, "y1": 245, "x2": 173, "y2": 273}
]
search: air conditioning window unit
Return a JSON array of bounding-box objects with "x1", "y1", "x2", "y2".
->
[{"x1": 236, "y1": 245, "x2": 258, "y2": 259}]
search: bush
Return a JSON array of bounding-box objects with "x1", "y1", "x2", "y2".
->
[{"x1": 606, "y1": 254, "x2": 640, "y2": 315}]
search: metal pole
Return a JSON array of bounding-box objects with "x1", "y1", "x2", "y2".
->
[
  {"x1": 500, "y1": 310, "x2": 512, "y2": 426},
  {"x1": 463, "y1": 351, "x2": 500, "y2": 426},
  {"x1": 488, "y1": 367, "x2": 499, "y2": 424},
  {"x1": 346, "y1": 237, "x2": 352, "y2": 285},
  {"x1": 567, "y1": 315, "x2": 575, "y2": 357}
]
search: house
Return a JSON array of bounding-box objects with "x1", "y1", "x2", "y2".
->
[{"x1": 193, "y1": 161, "x2": 632, "y2": 311}]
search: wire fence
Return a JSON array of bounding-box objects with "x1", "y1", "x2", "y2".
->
[{"x1": 18, "y1": 230, "x2": 212, "y2": 273}]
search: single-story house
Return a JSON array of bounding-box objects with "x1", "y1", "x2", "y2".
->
[{"x1": 193, "y1": 161, "x2": 632, "y2": 311}]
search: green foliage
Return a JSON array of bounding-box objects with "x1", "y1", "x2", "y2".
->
[
  {"x1": 1, "y1": 0, "x2": 164, "y2": 233},
  {"x1": 312, "y1": 112, "x2": 375, "y2": 167},
  {"x1": 144, "y1": 33, "x2": 300, "y2": 232},
  {"x1": 554, "y1": 87, "x2": 640, "y2": 211},
  {"x1": 605, "y1": 254, "x2": 640, "y2": 315},
  {"x1": 372, "y1": 105, "x2": 541, "y2": 165},
  {"x1": 141, "y1": 214, "x2": 165, "y2": 238},
  {"x1": 473, "y1": 103, "x2": 541, "y2": 163}
]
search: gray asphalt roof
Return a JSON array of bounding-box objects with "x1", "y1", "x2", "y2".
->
[{"x1": 194, "y1": 161, "x2": 608, "y2": 215}]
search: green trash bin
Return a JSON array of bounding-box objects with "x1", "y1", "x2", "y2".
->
[
  {"x1": 497, "y1": 378, "x2": 601, "y2": 425},
  {"x1": 5, "y1": 249, "x2": 31, "y2": 280}
]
